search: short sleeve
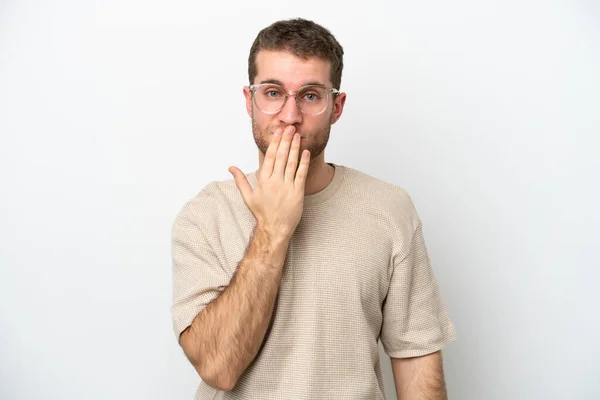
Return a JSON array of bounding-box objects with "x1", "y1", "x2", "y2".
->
[
  {"x1": 171, "y1": 202, "x2": 231, "y2": 343},
  {"x1": 380, "y1": 223, "x2": 457, "y2": 358}
]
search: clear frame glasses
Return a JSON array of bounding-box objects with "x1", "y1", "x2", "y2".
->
[{"x1": 248, "y1": 83, "x2": 340, "y2": 116}]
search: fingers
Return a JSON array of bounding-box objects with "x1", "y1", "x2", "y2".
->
[
  {"x1": 272, "y1": 125, "x2": 296, "y2": 178},
  {"x1": 228, "y1": 166, "x2": 253, "y2": 204},
  {"x1": 259, "y1": 128, "x2": 283, "y2": 180},
  {"x1": 284, "y1": 133, "x2": 301, "y2": 183},
  {"x1": 294, "y1": 150, "x2": 310, "y2": 189}
]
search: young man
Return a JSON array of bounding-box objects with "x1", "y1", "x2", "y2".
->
[{"x1": 171, "y1": 18, "x2": 457, "y2": 400}]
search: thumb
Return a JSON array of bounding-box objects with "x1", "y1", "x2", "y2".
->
[{"x1": 228, "y1": 166, "x2": 253, "y2": 204}]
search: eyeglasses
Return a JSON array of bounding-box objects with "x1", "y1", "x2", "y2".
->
[{"x1": 248, "y1": 83, "x2": 340, "y2": 116}]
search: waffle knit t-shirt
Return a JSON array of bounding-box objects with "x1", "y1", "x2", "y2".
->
[{"x1": 171, "y1": 163, "x2": 457, "y2": 400}]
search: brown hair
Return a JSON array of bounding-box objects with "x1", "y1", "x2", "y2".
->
[{"x1": 248, "y1": 18, "x2": 344, "y2": 89}]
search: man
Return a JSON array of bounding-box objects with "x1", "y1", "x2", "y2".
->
[{"x1": 171, "y1": 18, "x2": 457, "y2": 400}]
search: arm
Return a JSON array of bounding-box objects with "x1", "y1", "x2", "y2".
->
[
  {"x1": 382, "y1": 219, "x2": 457, "y2": 398},
  {"x1": 177, "y1": 125, "x2": 309, "y2": 391},
  {"x1": 391, "y1": 351, "x2": 448, "y2": 400},
  {"x1": 179, "y1": 226, "x2": 289, "y2": 391}
]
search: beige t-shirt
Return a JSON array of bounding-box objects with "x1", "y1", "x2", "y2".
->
[{"x1": 171, "y1": 163, "x2": 457, "y2": 400}]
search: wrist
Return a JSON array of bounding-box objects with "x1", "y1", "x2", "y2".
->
[{"x1": 255, "y1": 224, "x2": 292, "y2": 245}]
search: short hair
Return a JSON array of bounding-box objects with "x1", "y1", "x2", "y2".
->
[{"x1": 248, "y1": 18, "x2": 344, "y2": 89}]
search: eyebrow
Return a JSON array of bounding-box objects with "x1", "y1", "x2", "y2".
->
[{"x1": 259, "y1": 79, "x2": 328, "y2": 87}]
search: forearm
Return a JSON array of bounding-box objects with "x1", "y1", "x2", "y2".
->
[
  {"x1": 181, "y1": 226, "x2": 290, "y2": 390},
  {"x1": 392, "y1": 351, "x2": 448, "y2": 400}
]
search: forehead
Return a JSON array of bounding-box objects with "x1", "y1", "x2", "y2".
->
[{"x1": 254, "y1": 50, "x2": 331, "y2": 88}]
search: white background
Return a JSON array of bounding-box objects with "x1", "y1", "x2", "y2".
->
[{"x1": 1, "y1": 0, "x2": 599, "y2": 399}]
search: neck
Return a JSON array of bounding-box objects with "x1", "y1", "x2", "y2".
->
[{"x1": 256, "y1": 151, "x2": 334, "y2": 196}]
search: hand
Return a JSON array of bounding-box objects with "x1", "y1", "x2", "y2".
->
[{"x1": 228, "y1": 125, "x2": 310, "y2": 241}]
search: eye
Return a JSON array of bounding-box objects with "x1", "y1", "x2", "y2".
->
[
  {"x1": 260, "y1": 86, "x2": 283, "y2": 99},
  {"x1": 303, "y1": 92, "x2": 320, "y2": 101}
]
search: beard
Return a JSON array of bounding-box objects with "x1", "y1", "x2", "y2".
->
[{"x1": 251, "y1": 114, "x2": 332, "y2": 164}]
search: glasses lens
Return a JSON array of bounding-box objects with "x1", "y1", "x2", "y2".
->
[
  {"x1": 253, "y1": 85, "x2": 286, "y2": 113},
  {"x1": 252, "y1": 85, "x2": 330, "y2": 115},
  {"x1": 297, "y1": 86, "x2": 328, "y2": 115}
]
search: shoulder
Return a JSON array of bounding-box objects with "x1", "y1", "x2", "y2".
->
[
  {"x1": 340, "y1": 165, "x2": 425, "y2": 262},
  {"x1": 172, "y1": 173, "x2": 251, "y2": 229},
  {"x1": 340, "y1": 165, "x2": 420, "y2": 228},
  {"x1": 172, "y1": 180, "x2": 223, "y2": 230}
]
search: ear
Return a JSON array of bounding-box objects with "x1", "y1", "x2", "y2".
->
[
  {"x1": 330, "y1": 92, "x2": 346, "y2": 125},
  {"x1": 243, "y1": 86, "x2": 253, "y2": 118}
]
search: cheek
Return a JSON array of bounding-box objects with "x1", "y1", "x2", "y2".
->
[
  {"x1": 251, "y1": 110, "x2": 267, "y2": 124},
  {"x1": 308, "y1": 115, "x2": 331, "y2": 129},
  {"x1": 253, "y1": 114, "x2": 278, "y2": 131}
]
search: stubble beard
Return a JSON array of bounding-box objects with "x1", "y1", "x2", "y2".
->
[{"x1": 251, "y1": 113, "x2": 332, "y2": 167}]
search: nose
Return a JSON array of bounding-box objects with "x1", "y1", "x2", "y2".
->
[{"x1": 278, "y1": 94, "x2": 303, "y2": 126}]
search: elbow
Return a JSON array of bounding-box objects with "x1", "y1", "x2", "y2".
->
[
  {"x1": 180, "y1": 328, "x2": 239, "y2": 391},
  {"x1": 196, "y1": 364, "x2": 238, "y2": 392}
]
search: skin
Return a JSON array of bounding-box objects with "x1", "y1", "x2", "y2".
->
[
  {"x1": 179, "y1": 124, "x2": 307, "y2": 391},
  {"x1": 241, "y1": 50, "x2": 346, "y2": 195},
  {"x1": 392, "y1": 351, "x2": 448, "y2": 400},
  {"x1": 179, "y1": 49, "x2": 449, "y2": 398}
]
